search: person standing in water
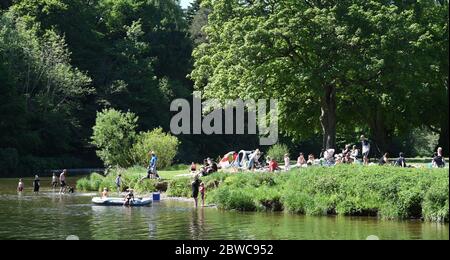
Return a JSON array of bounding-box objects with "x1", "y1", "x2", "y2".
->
[
  {"x1": 192, "y1": 175, "x2": 201, "y2": 208},
  {"x1": 33, "y1": 175, "x2": 40, "y2": 194},
  {"x1": 51, "y1": 173, "x2": 58, "y2": 189},
  {"x1": 59, "y1": 169, "x2": 67, "y2": 194},
  {"x1": 17, "y1": 179, "x2": 24, "y2": 193},
  {"x1": 199, "y1": 182, "x2": 206, "y2": 207}
]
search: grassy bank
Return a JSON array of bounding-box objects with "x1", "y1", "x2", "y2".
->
[
  {"x1": 76, "y1": 166, "x2": 188, "y2": 194},
  {"x1": 77, "y1": 165, "x2": 449, "y2": 222}
]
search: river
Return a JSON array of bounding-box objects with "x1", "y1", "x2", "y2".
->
[{"x1": 0, "y1": 177, "x2": 448, "y2": 240}]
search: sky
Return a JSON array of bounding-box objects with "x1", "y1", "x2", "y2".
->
[{"x1": 180, "y1": 0, "x2": 194, "y2": 9}]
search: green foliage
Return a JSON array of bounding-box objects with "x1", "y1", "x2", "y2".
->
[
  {"x1": 423, "y1": 178, "x2": 449, "y2": 222},
  {"x1": 266, "y1": 144, "x2": 289, "y2": 162},
  {"x1": 192, "y1": 0, "x2": 449, "y2": 151},
  {"x1": 91, "y1": 109, "x2": 138, "y2": 167},
  {"x1": 0, "y1": 10, "x2": 92, "y2": 175},
  {"x1": 76, "y1": 166, "x2": 167, "y2": 194},
  {"x1": 204, "y1": 166, "x2": 449, "y2": 222},
  {"x1": 167, "y1": 178, "x2": 192, "y2": 197},
  {"x1": 131, "y1": 128, "x2": 179, "y2": 169}
]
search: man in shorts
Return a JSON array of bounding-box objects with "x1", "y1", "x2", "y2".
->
[{"x1": 59, "y1": 169, "x2": 67, "y2": 194}]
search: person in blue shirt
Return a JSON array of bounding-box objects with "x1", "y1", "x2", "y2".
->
[{"x1": 141, "y1": 151, "x2": 160, "y2": 181}]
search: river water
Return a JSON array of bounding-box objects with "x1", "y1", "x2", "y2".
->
[{"x1": 0, "y1": 177, "x2": 448, "y2": 240}]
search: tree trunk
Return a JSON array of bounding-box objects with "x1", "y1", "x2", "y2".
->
[
  {"x1": 320, "y1": 85, "x2": 337, "y2": 150},
  {"x1": 371, "y1": 106, "x2": 389, "y2": 157},
  {"x1": 437, "y1": 85, "x2": 449, "y2": 156},
  {"x1": 438, "y1": 116, "x2": 449, "y2": 157}
]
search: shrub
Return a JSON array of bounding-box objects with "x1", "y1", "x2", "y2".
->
[
  {"x1": 167, "y1": 178, "x2": 192, "y2": 197},
  {"x1": 266, "y1": 143, "x2": 289, "y2": 162},
  {"x1": 422, "y1": 177, "x2": 449, "y2": 222},
  {"x1": 91, "y1": 109, "x2": 138, "y2": 167},
  {"x1": 130, "y1": 128, "x2": 179, "y2": 169}
]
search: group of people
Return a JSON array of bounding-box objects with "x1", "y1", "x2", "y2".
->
[
  {"x1": 202, "y1": 135, "x2": 447, "y2": 174},
  {"x1": 191, "y1": 174, "x2": 206, "y2": 208},
  {"x1": 101, "y1": 184, "x2": 136, "y2": 207},
  {"x1": 194, "y1": 158, "x2": 218, "y2": 177},
  {"x1": 17, "y1": 169, "x2": 74, "y2": 194}
]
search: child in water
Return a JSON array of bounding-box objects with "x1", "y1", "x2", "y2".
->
[
  {"x1": 199, "y1": 182, "x2": 206, "y2": 207},
  {"x1": 102, "y1": 188, "x2": 108, "y2": 198},
  {"x1": 51, "y1": 173, "x2": 58, "y2": 189},
  {"x1": 17, "y1": 179, "x2": 24, "y2": 193}
]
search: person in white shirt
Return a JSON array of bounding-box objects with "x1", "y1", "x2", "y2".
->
[
  {"x1": 284, "y1": 154, "x2": 290, "y2": 171},
  {"x1": 360, "y1": 135, "x2": 371, "y2": 165}
]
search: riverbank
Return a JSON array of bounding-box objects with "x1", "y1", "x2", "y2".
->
[{"x1": 76, "y1": 165, "x2": 449, "y2": 222}]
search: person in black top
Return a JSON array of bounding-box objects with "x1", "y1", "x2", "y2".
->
[
  {"x1": 395, "y1": 152, "x2": 407, "y2": 167},
  {"x1": 432, "y1": 147, "x2": 446, "y2": 168},
  {"x1": 379, "y1": 153, "x2": 389, "y2": 166},
  {"x1": 33, "y1": 175, "x2": 40, "y2": 193},
  {"x1": 192, "y1": 175, "x2": 201, "y2": 208}
]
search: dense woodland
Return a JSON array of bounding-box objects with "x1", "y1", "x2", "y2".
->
[{"x1": 0, "y1": 0, "x2": 448, "y2": 176}]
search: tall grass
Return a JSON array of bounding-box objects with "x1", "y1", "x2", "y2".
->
[{"x1": 205, "y1": 165, "x2": 449, "y2": 222}]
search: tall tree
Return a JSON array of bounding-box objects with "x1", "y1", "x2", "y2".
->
[{"x1": 191, "y1": 0, "x2": 449, "y2": 151}]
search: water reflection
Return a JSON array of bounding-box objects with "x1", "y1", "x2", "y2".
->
[{"x1": 0, "y1": 178, "x2": 448, "y2": 240}]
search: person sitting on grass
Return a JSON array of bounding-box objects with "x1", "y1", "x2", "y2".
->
[
  {"x1": 379, "y1": 153, "x2": 389, "y2": 166},
  {"x1": 307, "y1": 154, "x2": 315, "y2": 166},
  {"x1": 350, "y1": 145, "x2": 359, "y2": 162},
  {"x1": 342, "y1": 144, "x2": 351, "y2": 157},
  {"x1": 432, "y1": 147, "x2": 446, "y2": 168},
  {"x1": 297, "y1": 153, "x2": 307, "y2": 168},
  {"x1": 395, "y1": 152, "x2": 407, "y2": 168},
  {"x1": 324, "y1": 149, "x2": 335, "y2": 166},
  {"x1": 343, "y1": 152, "x2": 353, "y2": 164},
  {"x1": 268, "y1": 158, "x2": 280, "y2": 172}
]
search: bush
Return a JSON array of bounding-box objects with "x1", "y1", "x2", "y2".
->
[
  {"x1": 167, "y1": 178, "x2": 192, "y2": 197},
  {"x1": 266, "y1": 143, "x2": 289, "y2": 162},
  {"x1": 130, "y1": 128, "x2": 179, "y2": 169},
  {"x1": 206, "y1": 165, "x2": 449, "y2": 222},
  {"x1": 91, "y1": 109, "x2": 138, "y2": 167},
  {"x1": 423, "y1": 178, "x2": 449, "y2": 222}
]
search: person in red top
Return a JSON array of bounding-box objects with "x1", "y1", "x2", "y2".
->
[{"x1": 269, "y1": 158, "x2": 279, "y2": 172}]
